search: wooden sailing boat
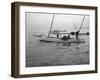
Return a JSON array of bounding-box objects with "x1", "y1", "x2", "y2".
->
[{"x1": 39, "y1": 14, "x2": 85, "y2": 43}]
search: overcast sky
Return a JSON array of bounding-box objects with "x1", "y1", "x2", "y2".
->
[{"x1": 25, "y1": 12, "x2": 90, "y2": 36}]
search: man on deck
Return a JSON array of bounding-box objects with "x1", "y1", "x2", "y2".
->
[
  {"x1": 56, "y1": 30, "x2": 59, "y2": 38},
  {"x1": 61, "y1": 34, "x2": 70, "y2": 41},
  {"x1": 76, "y1": 31, "x2": 80, "y2": 40}
]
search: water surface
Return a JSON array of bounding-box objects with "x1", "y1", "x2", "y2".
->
[{"x1": 26, "y1": 35, "x2": 89, "y2": 67}]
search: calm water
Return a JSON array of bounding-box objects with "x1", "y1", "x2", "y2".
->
[
  {"x1": 25, "y1": 13, "x2": 90, "y2": 67},
  {"x1": 26, "y1": 34, "x2": 89, "y2": 67}
]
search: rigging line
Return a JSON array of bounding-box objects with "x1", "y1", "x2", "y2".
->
[
  {"x1": 73, "y1": 23, "x2": 77, "y2": 32},
  {"x1": 48, "y1": 14, "x2": 55, "y2": 37},
  {"x1": 79, "y1": 16, "x2": 85, "y2": 32}
]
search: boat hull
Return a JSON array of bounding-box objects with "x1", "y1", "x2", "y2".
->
[{"x1": 39, "y1": 37, "x2": 85, "y2": 43}]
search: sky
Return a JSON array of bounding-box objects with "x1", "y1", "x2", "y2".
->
[{"x1": 25, "y1": 12, "x2": 90, "y2": 36}]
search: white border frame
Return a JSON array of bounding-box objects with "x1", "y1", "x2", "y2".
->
[{"x1": 19, "y1": 6, "x2": 95, "y2": 74}]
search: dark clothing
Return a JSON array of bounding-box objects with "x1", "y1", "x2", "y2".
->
[
  {"x1": 76, "y1": 31, "x2": 79, "y2": 40},
  {"x1": 56, "y1": 30, "x2": 59, "y2": 38},
  {"x1": 57, "y1": 34, "x2": 59, "y2": 38},
  {"x1": 61, "y1": 36, "x2": 69, "y2": 41},
  {"x1": 70, "y1": 32, "x2": 75, "y2": 35}
]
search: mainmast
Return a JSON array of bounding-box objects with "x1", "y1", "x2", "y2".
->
[
  {"x1": 48, "y1": 14, "x2": 55, "y2": 37},
  {"x1": 79, "y1": 16, "x2": 85, "y2": 31}
]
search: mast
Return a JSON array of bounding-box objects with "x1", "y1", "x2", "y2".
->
[
  {"x1": 48, "y1": 14, "x2": 55, "y2": 37},
  {"x1": 79, "y1": 16, "x2": 85, "y2": 31}
]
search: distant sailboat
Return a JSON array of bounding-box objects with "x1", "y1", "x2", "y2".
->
[{"x1": 39, "y1": 14, "x2": 86, "y2": 43}]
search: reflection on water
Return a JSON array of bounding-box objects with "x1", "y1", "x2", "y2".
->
[
  {"x1": 26, "y1": 35, "x2": 89, "y2": 67},
  {"x1": 56, "y1": 42, "x2": 71, "y2": 47}
]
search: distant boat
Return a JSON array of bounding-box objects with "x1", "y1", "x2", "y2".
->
[
  {"x1": 33, "y1": 33, "x2": 44, "y2": 37},
  {"x1": 39, "y1": 14, "x2": 86, "y2": 43}
]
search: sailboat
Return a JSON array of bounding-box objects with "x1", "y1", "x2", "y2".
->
[{"x1": 39, "y1": 14, "x2": 85, "y2": 43}]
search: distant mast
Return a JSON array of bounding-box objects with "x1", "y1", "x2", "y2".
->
[{"x1": 48, "y1": 14, "x2": 55, "y2": 37}]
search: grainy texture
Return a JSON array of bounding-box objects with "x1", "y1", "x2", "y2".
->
[{"x1": 25, "y1": 13, "x2": 90, "y2": 67}]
